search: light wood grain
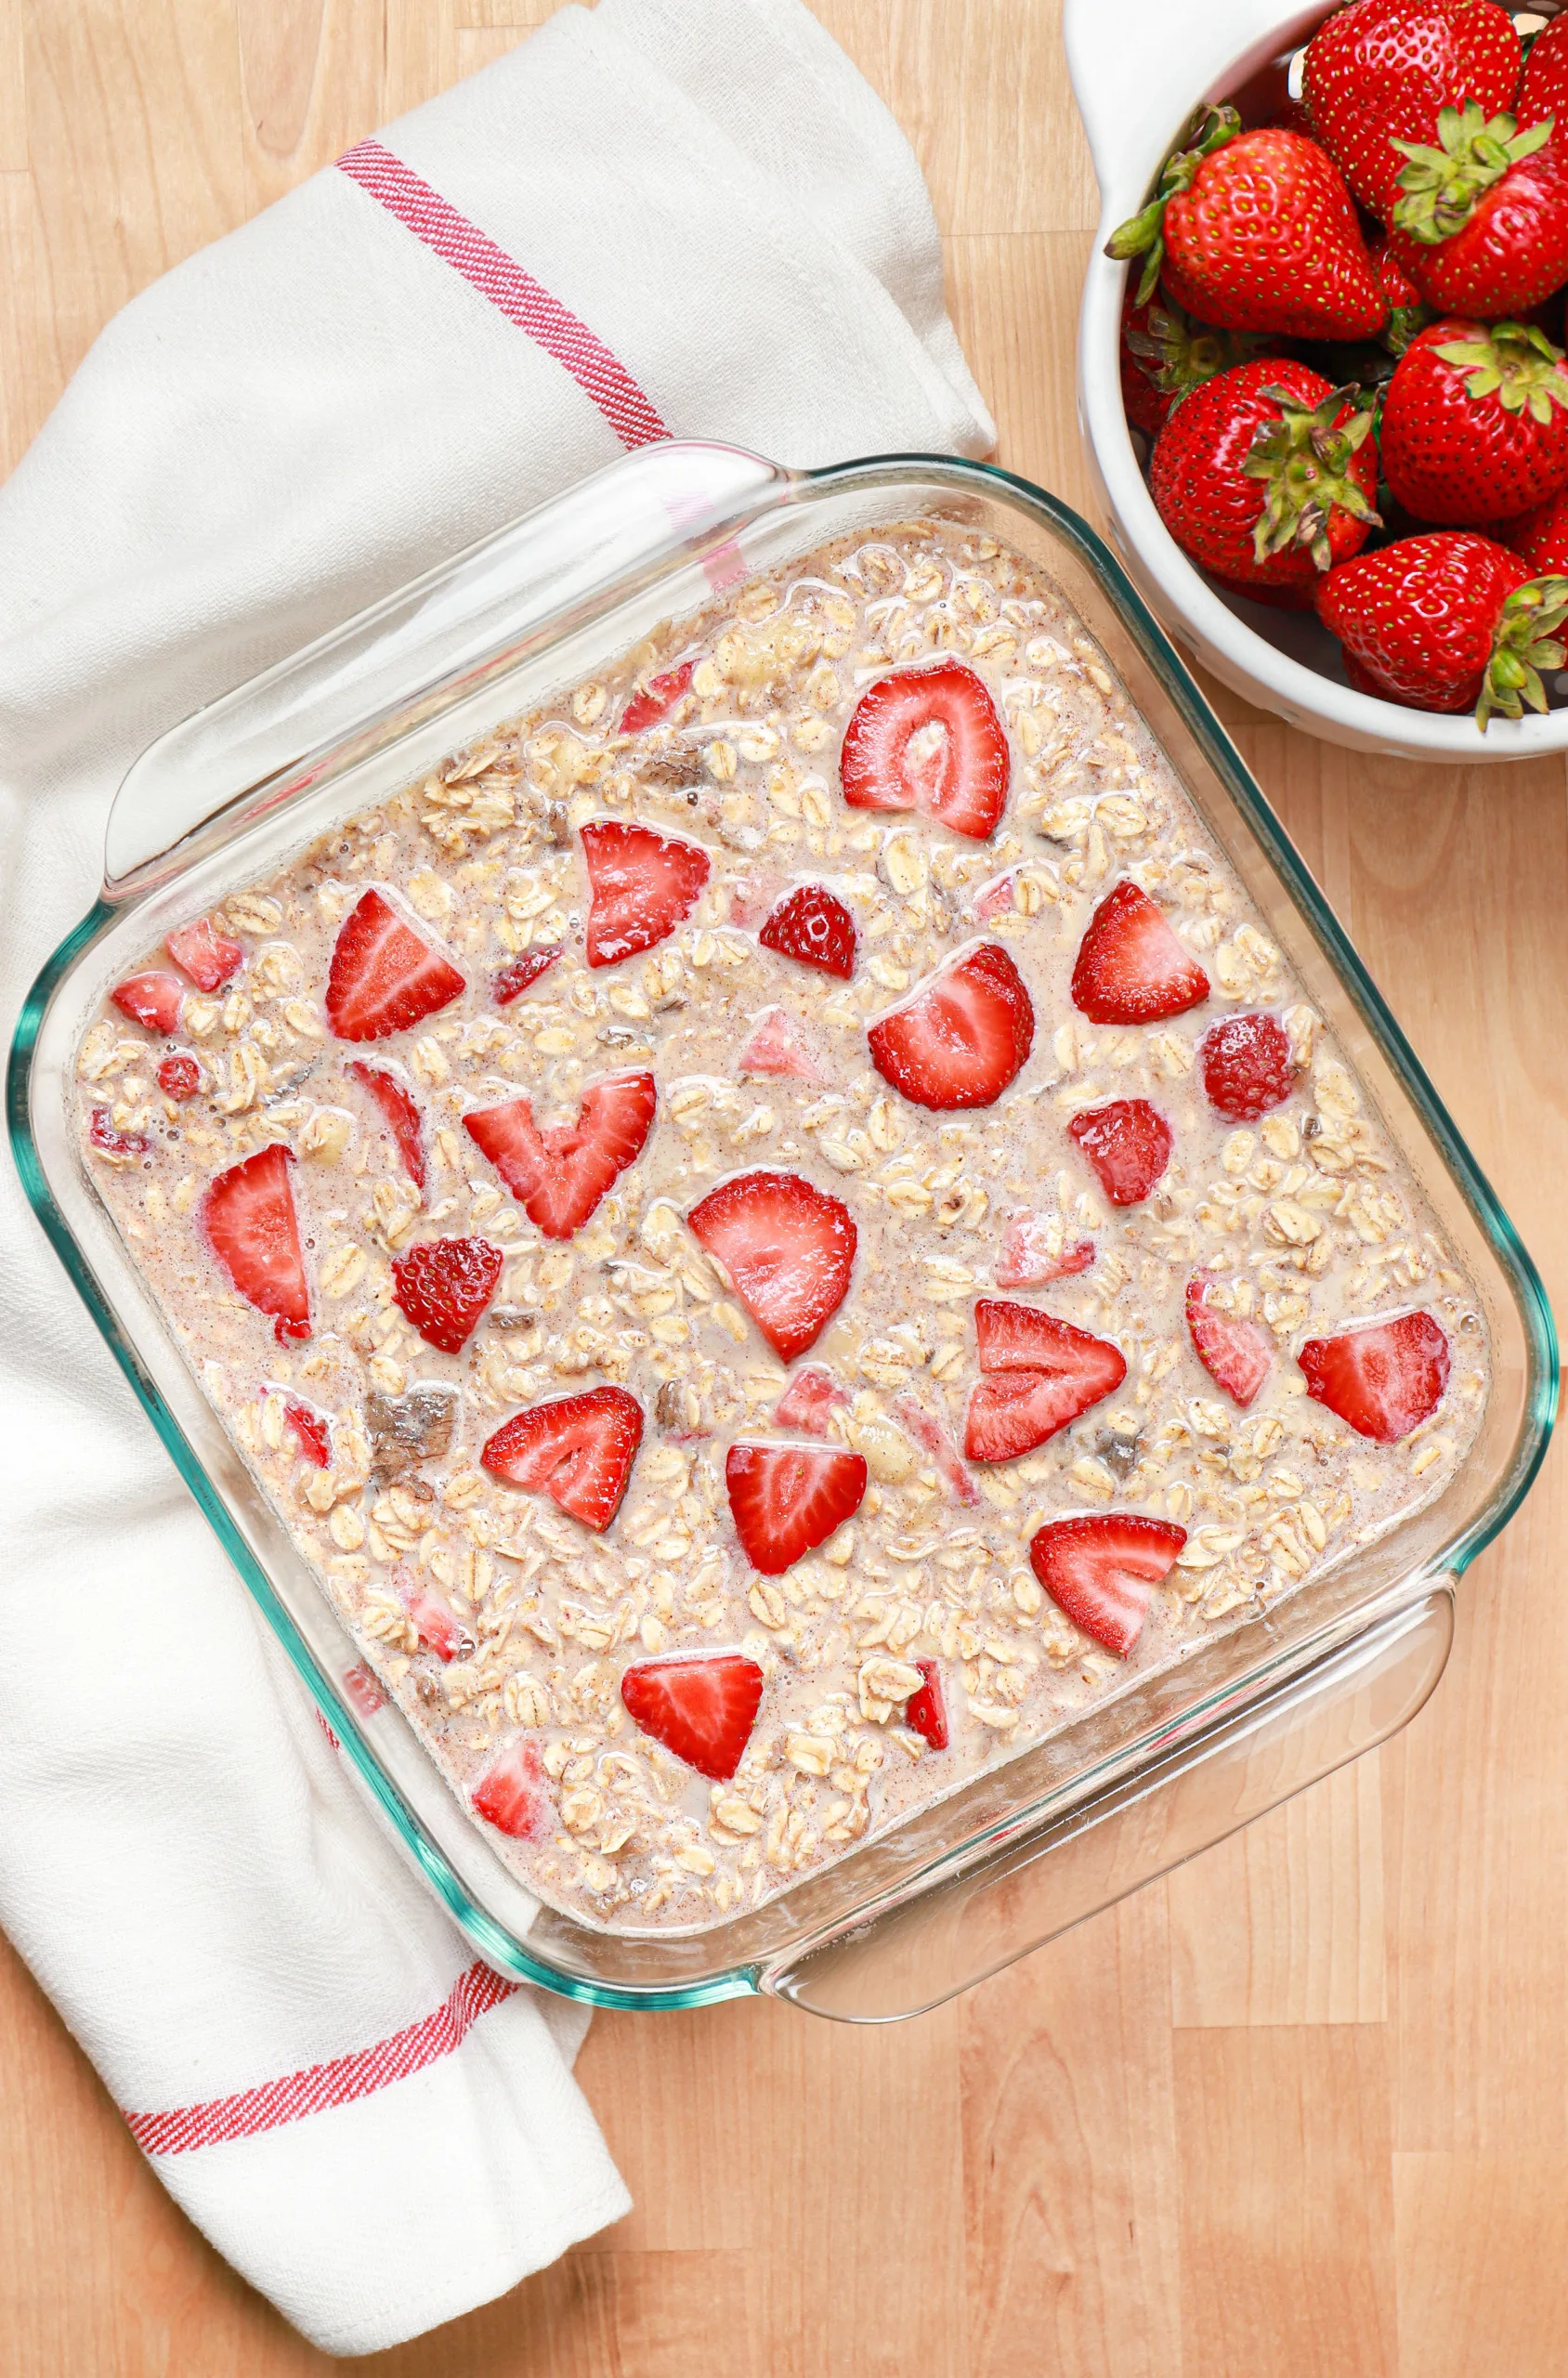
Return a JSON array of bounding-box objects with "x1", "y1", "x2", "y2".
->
[{"x1": 2, "y1": 3, "x2": 1565, "y2": 2371}]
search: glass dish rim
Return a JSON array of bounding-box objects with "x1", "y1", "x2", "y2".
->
[{"x1": 8, "y1": 448, "x2": 1557, "y2": 2011}]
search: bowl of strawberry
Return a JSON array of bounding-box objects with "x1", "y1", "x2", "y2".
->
[{"x1": 1066, "y1": 0, "x2": 1568, "y2": 757}]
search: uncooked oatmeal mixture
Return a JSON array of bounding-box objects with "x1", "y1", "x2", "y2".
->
[{"x1": 75, "y1": 520, "x2": 1487, "y2": 1932}]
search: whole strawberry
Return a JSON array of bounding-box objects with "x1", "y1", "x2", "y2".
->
[
  {"x1": 1119, "y1": 287, "x2": 1261, "y2": 435},
  {"x1": 1316, "y1": 530, "x2": 1568, "y2": 723},
  {"x1": 1498, "y1": 487, "x2": 1568, "y2": 571},
  {"x1": 1379, "y1": 318, "x2": 1568, "y2": 523},
  {"x1": 1150, "y1": 359, "x2": 1380, "y2": 603},
  {"x1": 1107, "y1": 107, "x2": 1388, "y2": 341},
  {"x1": 1517, "y1": 10, "x2": 1568, "y2": 135},
  {"x1": 1303, "y1": 0, "x2": 1522, "y2": 222},
  {"x1": 1387, "y1": 101, "x2": 1568, "y2": 315}
]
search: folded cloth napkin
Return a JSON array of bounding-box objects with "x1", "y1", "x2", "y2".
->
[{"x1": 0, "y1": 0, "x2": 992, "y2": 2357}]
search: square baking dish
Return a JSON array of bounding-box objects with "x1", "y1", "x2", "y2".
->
[{"x1": 9, "y1": 442, "x2": 1555, "y2": 2020}]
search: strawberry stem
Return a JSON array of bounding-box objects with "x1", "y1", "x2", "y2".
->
[
  {"x1": 1240, "y1": 384, "x2": 1381, "y2": 572},
  {"x1": 1392, "y1": 103, "x2": 1552, "y2": 244},
  {"x1": 1432, "y1": 320, "x2": 1568, "y2": 423},
  {"x1": 1123, "y1": 296, "x2": 1262, "y2": 407},
  {"x1": 1105, "y1": 106, "x2": 1242, "y2": 307},
  {"x1": 1478, "y1": 576, "x2": 1568, "y2": 730}
]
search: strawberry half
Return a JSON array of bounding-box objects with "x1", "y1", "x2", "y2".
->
[
  {"x1": 840, "y1": 662, "x2": 1010, "y2": 841},
  {"x1": 774, "y1": 1365, "x2": 848, "y2": 1436},
  {"x1": 200, "y1": 1143, "x2": 310, "y2": 1342},
  {"x1": 725, "y1": 1440, "x2": 869, "y2": 1574},
  {"x1": 325, "y1": 888, "x2": 464, "y2": 1041},
  {"x1": 157, "y1": 1052, "x2": 202, "y2": 1102},
  {"x1": 464, "y1": 1069, "x2": 656, "y2": 1240},
  {"x1": 1199, "y1": 1013, "x2": 1295, "y2": 1121},
  {"x1": 620, "y1": 1653, "x2": 764, "y2": 1781},
  {"x1": 1379, "y1": 320, "x2": 1568, "y2": 528},
  {"x1": 867, "y1": 941, "x2": 1034, "y2": 1111},
  {"x1": 1298, "y1": 1311, "x2": 1451, "y2": 1442},
  {"x1": 738, "y1": 1006, "x2": 821, "y2": 1082},
  {"x1": 1315, "y1": 531, "x2": 1568, "y2": 725},
  {"x1": 1107, "y1": 110, "x2": 1386, "y2": 340},
  {"x1": 964, "y1": 1300, "x2": 1127, "y2": 1463},
  {"x1": 621, "y1": 658, "x2": 696, "y2": 735},
  {"x1": 904, "y1": 1658, "x2": 948, "y2": 1750},
  {"x1": 111, "y1": 972, "x2": 184, "y2": 1033},
  {"x1": 1071, "y1": 881, "x2": 1209, "y2": 1025},
  {"x1": 391, "y1": 1236, "x2": 503, "y2": 1354},
  {"x1": 346, "y1": 1059, "x2": 426, "y2": 1195},
  {"x1": 758, "y1": 883, "x2": 857, "y2": 979},
  {"x1": 687, "y1": 1169, "x2": 856, "y2": 1363},
  {"x1": 1028, "y1": 1515, "x2": 1188, "y2": 1658},
  {"x1": 581, "y1": 819, "x2": 711, "y2": 967},
  {"x1": 283, "y1": 1397, "x2": 332, "y2": 1467},
  {"x1": 995, "y1": 1211, "x2": 1096, "y2": 1290},
  {"x1": 492, "y1": 947, "x2": 562, "y2": 1006},
  {"x1": 166, "y1": 916, "x2": 242, "y2": 992},
  {"x1": 893, "y1": 1392, "x2": 980, "y2": 1507},
  {"x1": 1068, "y1": 1099, "x2": 1173, "y2": 1206},
  {"x1": 480, "y1": 1385, "x2": 645, "y2": 1531},
  {"x1": 471, "y1": 1739, "x2": 550, "y2": 1838},
  {"x1": 1186, "y1": 1274, "x2": 1274, "y2": 1407}
]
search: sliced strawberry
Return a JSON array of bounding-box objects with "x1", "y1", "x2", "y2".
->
[
  {"x1": 391, "y1": 1236, "x2": 503, "y2": 1354},
  {"x1": 1068, "y1": 1099, "x2": 1172, "y2": 1206},
  {"x1": 325, "y1": 887, "x2": 464, "y2": 1041},
  {"x1": 995, "y1": 1211, "x2": 1096, "y2": 1290},
  {"x1": 620, "y1": 1652, "x2": 764, "y2": 1781},
  {"x1": 156, "y1": 1052, "x2": 202, "y2": 1102},
  {"x1": 725, "y1": 1440, "x2": 869, "y2": 1574},
  {"x1": 1027, "y1": 1515, "x2": 1188, "y2": 1659},
  {"x1": 904, "y1": 1658, "x2": 948, "y2": 1750},
  {"x1": 1186, "y1": 1275, "x2": 1274, "y2": 1407},
  {"x1": 400, "y1": 1575, "x2": 475, "y2": 1664},
  {"x1": 773, "y1": 1365, "x2": 848, "y2": 1436},
  {"x1": 480, "y1": 1385, "x2": 644, "y2": 1530},
  {"x1": 686, "y1": 1169, "x2": 856, "y2": 1362},
  {"x1": 471, "y1": 1738, "x2": 550, "y2": 1838},
  {"x1": 581, "y1": 820, "x2": 711, "y2": 967},
  {"x1": 1070, "y1": 880, "x2": 1209, "y2": 1025},
  {"x1": 1298, "y1": 1312, "x2": 1451, "y2": 1444},
  {"x1": 867, "y1": 941, "x2": 1034, "y2": 1111},
  {"x1": 893, "y1": 1392, "x2": 980, "y2": 1507},
  {"x1": 346, "y1": 1059, "x2": 426, "y2": 1195},
  {"x1": 621, "y1": 657, "x2": 696, "y2": 735},
  {"x1": 87, "y1": 1108, "x2": 150, "y2": 1159},
  {"x1": 493, "y1": 946, "x2": 562, "y2": 1007},
  {"x1": 738, "y1": 1006, "x2": 820, "y2": 1082},
  {"x1": 965, "y1": 1300, "x2": 1127, "y2": 1462},
  {"x1": 758, "y1": 883, "x2": 857, "y2": 979},
  {"x1": 200, "y1": 1143, "x2": 310, "y2": 1341},
  {"x1": 464, "y1": 1069, "x2": 656, "y2": 1241},
  {"x1": 1200, "y1": 1012, "x2": 1295, "y2": 1120},
  {"x1": 166, "y1": 917, "x2": 242, "y2": 992},
  {"x1": 342, "y1": 1663, "x2": 386, "y2": 1720},
  {"x1": 840, "y1": 662, "x2": 1010, "y2": 840},
  {"x1": 973, "y1": 870, "x2": 1017, "y2": 922},
  {"x1": 111, "y1": 972, "x2": 183, "y2": 1033},
  {"x1": 283, "y1": 1397, "x2": 331, "y2": 1467}
]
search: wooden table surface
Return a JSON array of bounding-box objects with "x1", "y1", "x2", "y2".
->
[{"x1": 5, "y1": 3, "x2": 1567, "y2": 2371}]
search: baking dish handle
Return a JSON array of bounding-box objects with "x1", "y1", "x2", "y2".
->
[
  {"x1": 101, "y1": 440, "x2": 790, "y2": 900},
  {"x1": 764, "y1": 1586, "x2": 1452, "y2": 2023},
  {"x1": 1063, "y1": 0, "x2": 1326, "y2": 220}
]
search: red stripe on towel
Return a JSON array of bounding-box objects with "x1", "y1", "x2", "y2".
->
[
  {"x1": 336, "y1": 137, "x2": 669, "y2": 450},
  {"x1": 124, "y1": 1959, "x2": 516, "y2": 2155}
]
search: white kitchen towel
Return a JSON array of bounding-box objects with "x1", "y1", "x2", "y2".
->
[{"x1": 0, "y1": 0, "x2": 993, "y2": 2359}]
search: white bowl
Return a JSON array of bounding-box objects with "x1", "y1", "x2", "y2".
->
[{"x1": 1064, "y1": 0, "x2": 1568, "y2": 762}]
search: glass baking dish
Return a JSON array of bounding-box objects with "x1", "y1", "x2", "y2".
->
[{"x1": 8, "y1": 443, "x2": 1555, "y2": 2020}]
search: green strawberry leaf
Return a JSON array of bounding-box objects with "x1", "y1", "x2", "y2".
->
[
  {"x1": 1392, "y1": 105, "x2": 1553, "y2": 245},
  {"x1": 1478, "y1": 576, "x2": 1568, "y2": 730},
  {"x1": 1240, "y1": 384, "x2": 1381, "y2": 571},
  {"x1": 1104, "y1": 105, "x2": 1242, "y2": 295}
]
